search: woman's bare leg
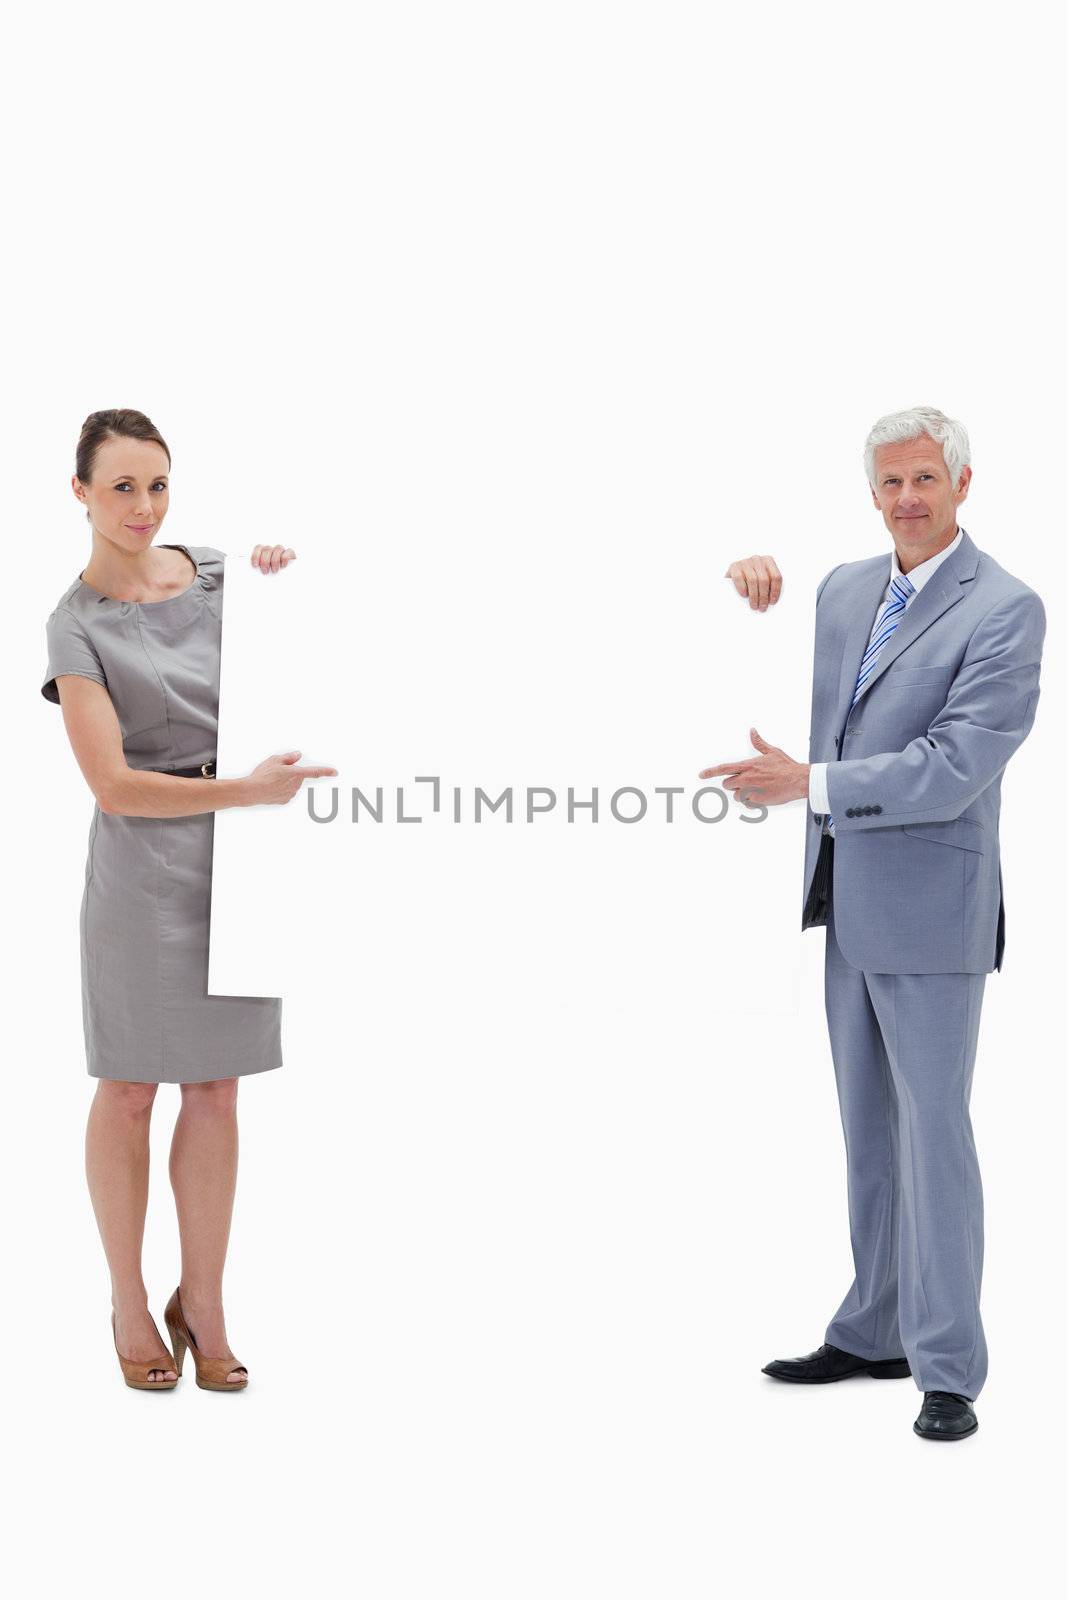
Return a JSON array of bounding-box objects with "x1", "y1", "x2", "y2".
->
[
  {"x1": 169, "y1": 1077, "x2": 245, "y2": 1380},
  {"x1": 86, "y1": 1079, "x2": 178, "y2": 1382}
]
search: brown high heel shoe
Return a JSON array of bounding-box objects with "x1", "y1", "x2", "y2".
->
[
  {"x1": 164, "y1": 1287, "x2": 249, "y2": 1392},
  {"x1": 112, "y1": 1312, "x2": 180, "y2": 1391}
]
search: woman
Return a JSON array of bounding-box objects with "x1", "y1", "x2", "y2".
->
[{"x1": 42, "y1": 408, "x2": 336, "y2": 1392}]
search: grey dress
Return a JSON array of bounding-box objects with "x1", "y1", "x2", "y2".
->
[{"x1": 42, "y1": 542, "x2": 283, "y2": 1084}]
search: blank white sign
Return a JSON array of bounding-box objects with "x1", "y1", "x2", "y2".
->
[{"x1": 208, "y1": 540, "x2": 834, "y2": 1010}]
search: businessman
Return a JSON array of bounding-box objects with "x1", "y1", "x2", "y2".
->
[{"x1": 701, "y1": 406, "x2": 1046, "y2": 1441}]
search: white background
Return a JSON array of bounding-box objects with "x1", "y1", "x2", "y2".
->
[{"x1": 8, "y1": 2, "x2": 1064, "y2": 1596}]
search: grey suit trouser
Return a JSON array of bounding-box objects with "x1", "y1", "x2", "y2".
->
[{"x1": 822, "y1": 895, "x2": 988, "y2": 1399}]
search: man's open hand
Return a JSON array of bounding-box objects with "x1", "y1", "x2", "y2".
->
[
  {"x1": 699, "y1": 728, "x2": 810, "y2": 806},
  {"x1": 724, "y1": 555, "x2": 782, "y2": 610}
]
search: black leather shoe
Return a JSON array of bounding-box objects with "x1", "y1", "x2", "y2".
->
[
  {"x1": 913, "y1": 1391, "x2": 978, "y2": 1440},
  {"x1": 762, "y1": 1341, "x2": 911, "y2": 1383}
]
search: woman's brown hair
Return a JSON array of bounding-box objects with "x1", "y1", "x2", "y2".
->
[{"x1": 75, "y1": 408, "x2": 171, "y2": 497}]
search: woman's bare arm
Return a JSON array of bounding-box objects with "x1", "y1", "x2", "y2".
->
[{"x1": 53, "y1": 676, "x2": 335, "y2": 817}]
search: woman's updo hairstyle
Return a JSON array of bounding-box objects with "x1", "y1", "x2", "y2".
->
[{"x1": 76, "y1": 409, "x2": 171, "y2": 521}]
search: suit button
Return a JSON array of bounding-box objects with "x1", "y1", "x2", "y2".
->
[
  {"x1": 872, "y1": 804, "x2": 882, "y2": 814},
  {"x1": 845, "y1": 807, "x2": 855, "y2": 818},
  {"x1": 862, "y1": 805, "x2": 873, "y2": 815}
]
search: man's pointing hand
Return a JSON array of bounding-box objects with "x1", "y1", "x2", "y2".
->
[{"x1": 699, "y1": 727, "x2": 810, "y2": 806}]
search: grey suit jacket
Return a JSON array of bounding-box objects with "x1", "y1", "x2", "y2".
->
[{"x1": 800, "y1": 528, "x2": 1046, "y2": 973}]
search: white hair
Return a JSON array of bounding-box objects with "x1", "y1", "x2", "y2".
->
[{"x1": 864, "y1": 405, "x2": 971, "y2": 489}]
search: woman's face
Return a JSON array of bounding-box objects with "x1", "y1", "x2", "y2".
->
[{"x1": 73, "y1": 435, "x2": 171, "y2": 552}]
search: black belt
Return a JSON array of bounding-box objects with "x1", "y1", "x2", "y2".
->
[{"x1": 143, "y1": 760, "x2": 216, "y2": 779}]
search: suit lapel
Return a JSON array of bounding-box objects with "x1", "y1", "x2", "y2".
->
[{"x1": 836, "y1": 529, "x2": 980, "y2": 725}]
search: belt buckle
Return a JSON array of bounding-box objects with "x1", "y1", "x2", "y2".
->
[{"x1": 201, "y1": 760, "x2": 216, "y2": 779}]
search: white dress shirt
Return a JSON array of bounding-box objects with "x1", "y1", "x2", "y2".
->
[{"x1": 808, "y1": 525, "x2": 964, "y2": 817}]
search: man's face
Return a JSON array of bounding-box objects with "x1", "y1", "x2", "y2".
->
[{"x1": 869, "y1": 434, "x2": 971, "y2": 566}]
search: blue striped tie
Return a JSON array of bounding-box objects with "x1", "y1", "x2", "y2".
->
[{"x1": 826, "y1": 570, "x2": 916, "y2": 835}]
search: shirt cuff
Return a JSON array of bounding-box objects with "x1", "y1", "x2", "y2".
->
[{"x1": 808, "y1": 762, "x2": 830, "y2": 814}]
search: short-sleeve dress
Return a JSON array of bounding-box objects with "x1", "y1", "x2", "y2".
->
[{"x1": 41, "y1": 542, "x2": 283, "y2": 1085}]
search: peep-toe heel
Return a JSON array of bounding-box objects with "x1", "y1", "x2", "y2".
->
[
  {"x1": 164, "y1": 1286, "x2": 249, "y2": 1392},
  {"x1": 111, "y1": 1311, "x2": 180, "y2": 1392}
]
